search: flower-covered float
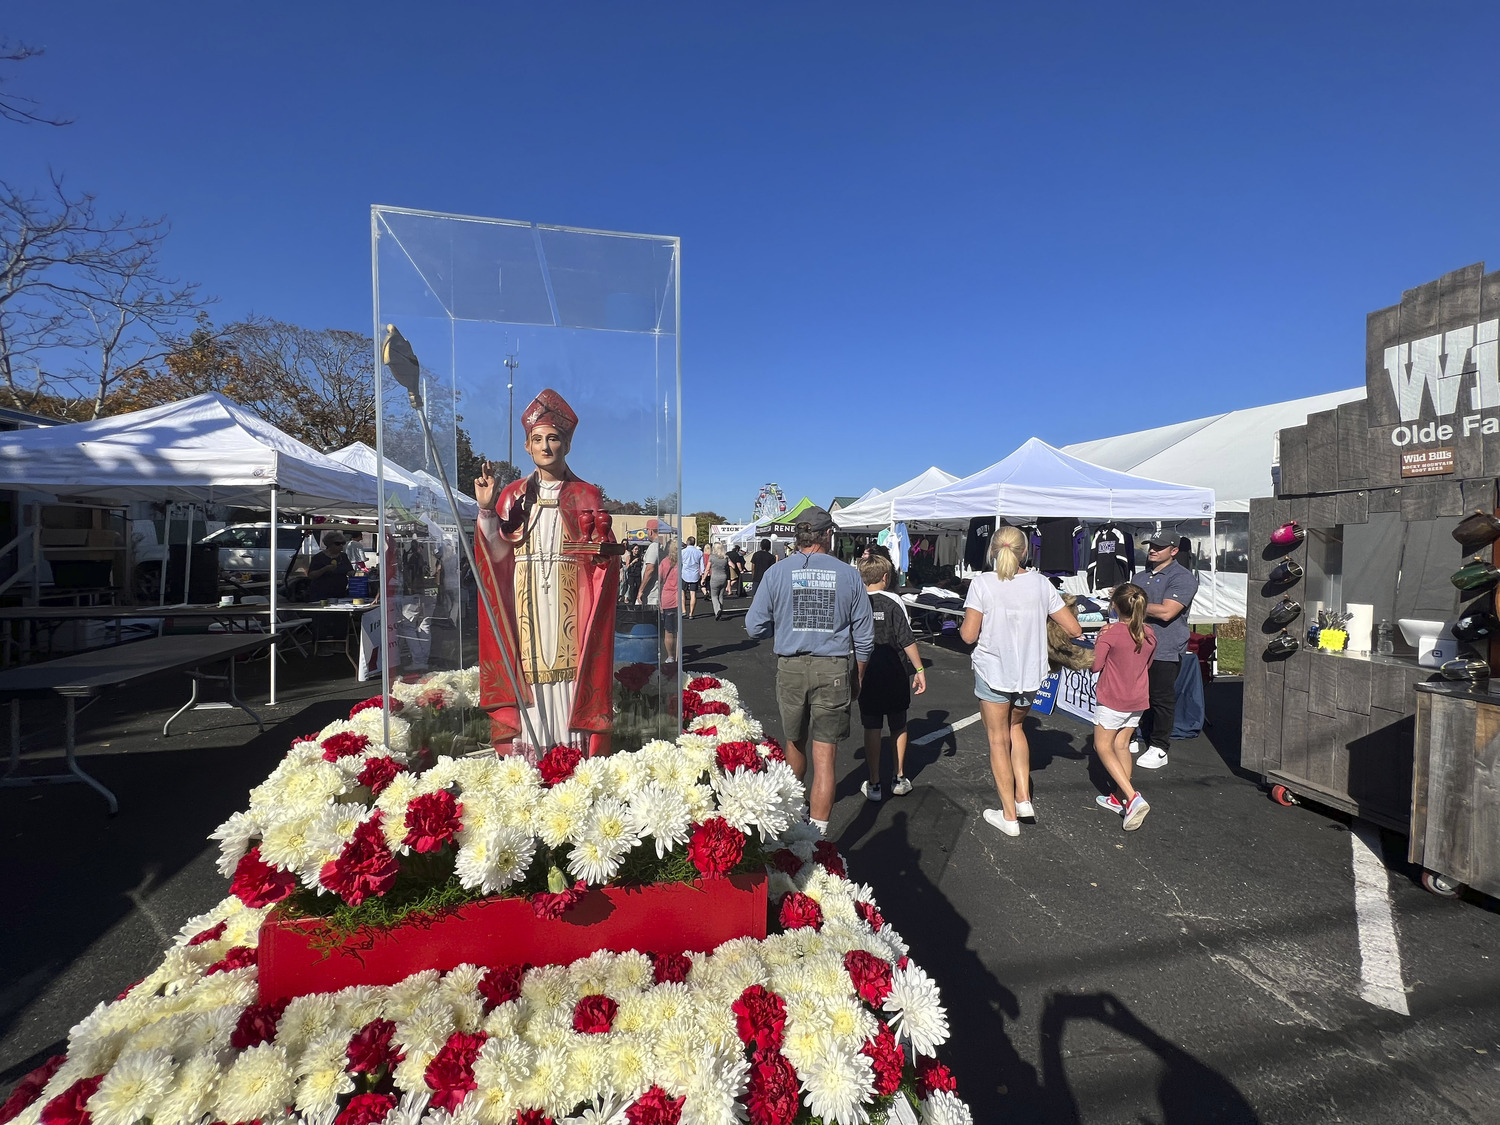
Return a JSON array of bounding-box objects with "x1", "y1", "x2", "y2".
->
[{"x1": 1, "y1": 671, "x2": 972, "y2": 1125}]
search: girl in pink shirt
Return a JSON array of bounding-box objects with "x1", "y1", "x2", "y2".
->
[{"x1": 1091, "y1": 584, "x2": 1155, "y2": 830}]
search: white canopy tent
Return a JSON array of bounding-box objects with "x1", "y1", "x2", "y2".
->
[
  {"x1": 407, "y1": 469, "x2": 480, "y2": 520},
  {"x1": 326, "y1": 441, "x2": 429, "y2": 511},
  {"x1": 831, "y1": 466, "x2": 961, "y2": 531},
  {"x1": 0, "y1": 392, "x2": 381, "y2": 703}
]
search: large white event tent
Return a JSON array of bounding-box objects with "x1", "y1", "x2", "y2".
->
[
  {"x1": 327, "y1": 441, "x2": 429, "y2": 512},
  {"x1": 1060, "y1": 387, "x2": 1365, "y2": 513},
  {"x1": 0, "y1": 392, "x2": 380, "y2": 702},
  {"x1": 831, "y1": 466, "x2": 961, "y2": 530}
]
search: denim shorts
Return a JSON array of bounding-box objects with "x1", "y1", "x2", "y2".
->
[{"x1": 974, "y1": 671, "x2": 1035, "y2": 708}]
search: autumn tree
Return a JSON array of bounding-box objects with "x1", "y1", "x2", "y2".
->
[{"x1": 0, "y1": 38, "x2": 69, "y2": 127}]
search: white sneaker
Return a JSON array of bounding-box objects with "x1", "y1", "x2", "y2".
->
[
  {"x1": 1014, "y1": 800, "x2": 1035, "y2": 819},
  {"x1": 1137, "y1": 747, "x2": 1169, "y2": 769},
  {"x1": 1129, "y1": 739, "x2": 1143, "y2": 755},
  {"x1": 982, "y1": 808, "x2": 1020, "y2": 836},
  {"x1": 860, "y1": 780, "x2": 882, "y2": 802}
]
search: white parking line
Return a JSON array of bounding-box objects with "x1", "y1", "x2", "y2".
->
[
  {"x1": 912, "y1": 711, "x2": 981, "y2": 746},
  {"x1": 1350, "y1": 822, "x2": 1409, "y2": 1015}
]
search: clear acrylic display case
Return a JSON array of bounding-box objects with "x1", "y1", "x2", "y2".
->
[{"x1": 372, "y1": 206, "x2": 680, "y2": 755}]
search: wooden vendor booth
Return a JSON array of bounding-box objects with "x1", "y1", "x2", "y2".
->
[{"x1": 1244, "y1": 263, "x2": 1500, "y2": 899}]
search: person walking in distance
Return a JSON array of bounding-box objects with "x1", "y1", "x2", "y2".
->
[
  {"x1": 680, "y1": 536, "x2": 705, "y2": 619},
  {"x1": 857, "y1": 554, "x2": 926, "y2": 801},
  {"x1": 745, "y1": 507, "x2": 874, "y2": 835},
  {"x1": 707, "y1": 542, "x2": 730, "y2": 620},
  {"x1": 750, "y1": 538, "x2": 775, "y2": 594},
  {"x1": 658, "y1": 540, "x2": 680, "y2": 664},
  {"x1": 1090, "y1": 583, "x2": 1155, "y2": 830},
  {"x1": 1130, "y1": 532, "x2": 1199, "y2": 769},
  {"x1": 959, "y1": 525, "x2": 1082, "y2": 836}
]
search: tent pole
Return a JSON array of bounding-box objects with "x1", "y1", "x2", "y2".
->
[
  {"x1": 269, "y1": 487, "x2": 278, "y2": 707},
  {"x1": 1209, "y1": 513, "x2": 1218, "y2": 621},
  {"x1": 157, "y1": 503, "x2": 171, "y2": 635},
  {"x1": 180, "y1": 504, "x2": 194, "y2": 607}
]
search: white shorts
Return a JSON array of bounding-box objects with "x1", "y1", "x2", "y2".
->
[{"x1": 1095, "y1": 705, "x2": 1143, "y2": 731}]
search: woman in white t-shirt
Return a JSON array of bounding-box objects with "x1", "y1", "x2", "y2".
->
[{"x1": 959, "y1": 525, "x2": 1082, "y2": 837}]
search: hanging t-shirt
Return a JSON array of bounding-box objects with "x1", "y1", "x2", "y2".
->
[
  {"x1": 1036, "y1": 517, "x2": 1082, "y2": 573},
  {"x1": 1088, "y1": 526, "x2": 1135, "y2": 589},
  {"x1": 963, "y1": 570, "x2": 1065, "y2": 693},
  {"x1": 964, "y1": 517, "x2": 995, "y2": 571}
]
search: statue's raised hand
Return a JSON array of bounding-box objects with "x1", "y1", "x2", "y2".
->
[{"x1": 475, "y1": 460, "x2": 500, "y2": 512}]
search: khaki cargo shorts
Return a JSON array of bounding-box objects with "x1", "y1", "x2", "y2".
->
[{"x1": 777, "y1": 653, "x2": 854, "y2": 746}]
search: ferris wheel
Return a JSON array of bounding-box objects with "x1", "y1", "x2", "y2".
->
[{"x1": 753, "y1": 483, "x2": 787, "y2": 523}]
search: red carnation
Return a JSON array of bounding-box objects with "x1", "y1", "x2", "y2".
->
[
  {"x1": 680, "y1": 689, "x2": 703, "y2": 721},
  {"x1": 615, "y1": 663, "x2": 654, "y2": 693},
  {"x1": 844, "y1": 950, "x2": 894, "y2": 1006},
  {"x1": 356, "y1": 755, "x2": 406, "y2": 797},
  {"x1": 687, "y1": 675, "x2": 722, "y2": 691},
  {"x1": 205, "y1": 945, "x2": 257, "y2": 976},
  {"x1": 423, "y1": 1031, "x2": 487, "y2": 1112},
  {"x1": 230, "y1": 999, "x2": 289, "y2": 1050},
  {"x1": 187, "y1": 920, "x2": 227, "y2": 946},
  {"x1": 350, "y1": 695, "x2": 401, "y2": 719},
  {"x1": 537, "y1": 745, "x2": 583, "y2": 787},
  {"x1": 403, "y1": 791, "x2": 463, "y2": 853},
  {"x1": 0, "y1": 1054, "x2": 65, "y2": 1125},
  {"x1": 529, "y1": 884, "x2": 587, "y2": 919},
  {"x1": 321, "y1": 731, "x2": 371, "y2": 762},
  {"x1": 778, "y1": 893, "x2": 823, "y2": 932},
  {"x1": 416, "y1": 687, "x2": 449, "y2": 710},
  {"x1": 687, "y1": 817, "x2": 745, "y2": 879},
  {"x1": 515, "y1": 1112, "x2": 554, "y2": 1125},
  {"x1": 715, "y1": 741, "x2": 762, "y2": 774},
  {"x1": 768, "y1": 849, "x2": 804, "y2": 877},
  {"x1": 38, "y1": 1075, "x2": 102, "y2": 1125},
  {"x1": 694, "y1": 725, "x2": 717, "y2": 737},
  {"x1": 335, "y1": 1092, "x2": 398, "y2": 1125},
  {"x1": 732, "y1": 985, "x2": 787, "y2": 1058},
  {"x1": 321, "y1": 813, "x2": 399, "y2": 906},
  {"x1": 760, "y1": 738, "x2": 786, "y2": 763},
  {"x1": 478, "y1": 964, "x2": 527, "y2": 1012},
  {"x1": 113, "y1": 977, "x2": 145, "y2": 1002},
  {"x1": 855, "y1": 900, "x2": 885, "y2": 931},
  {"x1": 572, "y1": 994, "x2": 618, "y2": 1034},
  {"x1": 745, "y1": 1053, "x2": 799, "y2": 1125},
  {"x1": 229, "y1": 846, "x2": 297, "y2": 908},
  {"x1": 698, "y1": 700, "x2": 731, "y2": 717},
  {"x1": 862, "y1": 1021, "x2": 905, "y2": 1096},
  {"x1": 813, "y1": 840, "x2": 846, "y2": 877},
  {"x1": 346, "y1": 1018, "x2": 401, "y2": 1075},
  {"x1": 915, "y1": 1058, "x2": 958, "y2": 1099},
  {"x1": 650, "y1": 951, "x2": 692, "y2": 985},
  {"x1": 625, "y1": 1085, "x2": 684, "y2": 1125}
]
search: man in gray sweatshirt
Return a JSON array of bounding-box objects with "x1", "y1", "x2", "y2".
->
[{"x1": 745, "y1": 506, "x2": 874, "y2": 834}]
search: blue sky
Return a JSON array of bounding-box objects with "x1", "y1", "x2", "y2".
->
[{"x1": 7, "y1": 2, "x2": 1500, "y2": 520}]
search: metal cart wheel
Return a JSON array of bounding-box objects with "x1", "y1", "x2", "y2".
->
[
  {"x1": 1420, "y1": 871, "x2": 1463, "y2": 898},
  {"x1": 1270, "y1": 784, "x2": 1299, "y2": 807}
]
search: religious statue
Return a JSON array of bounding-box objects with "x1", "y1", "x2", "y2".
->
[{"x1": 473, "y1": 389, "x2": 621, "y2": 756}]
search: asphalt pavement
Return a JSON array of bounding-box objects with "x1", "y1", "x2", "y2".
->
[{"x1": 3, "y1": 606, "x2": 1499, "y2": 1123}]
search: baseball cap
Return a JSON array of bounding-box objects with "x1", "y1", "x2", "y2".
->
[
  {"x1": 1142, "y1": 533, "x2": 1176, "y2": 548},
  {"x1": 796, "y1": 506, "x2": 834, "y2": 532}
]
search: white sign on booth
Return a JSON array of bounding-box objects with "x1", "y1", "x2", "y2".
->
[{"x1": 1055, "y1": 666, "x2": 1099, "y2": 724}]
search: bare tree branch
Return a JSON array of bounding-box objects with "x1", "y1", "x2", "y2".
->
[{"x1": 0, "y1": 39, "x2": 71, "y2": 127}]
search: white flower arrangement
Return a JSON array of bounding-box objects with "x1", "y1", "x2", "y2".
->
[{"x1": 3, "y1": 673, "x2": 970, "y2": 1125}]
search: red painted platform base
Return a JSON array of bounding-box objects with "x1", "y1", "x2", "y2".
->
[{"x1": 258, "y1": 872, "x2": 767, "y2": 1002}]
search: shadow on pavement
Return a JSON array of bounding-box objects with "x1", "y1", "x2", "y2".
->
[{"x1": 1039, "y1": 991, "x2": 1260, "y2": 1123}]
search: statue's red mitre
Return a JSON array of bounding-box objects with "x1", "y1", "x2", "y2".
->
[{"x1": 522, "y1": 388, "x2": 578, "y2": 440}]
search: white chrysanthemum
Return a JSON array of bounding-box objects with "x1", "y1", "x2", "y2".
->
[
  {"x1": 516, "y1": 1043, "x2": 573, "y2": 1117},
  {"x1": 561, "y1": 1038, "x2": 615, "y2": 1110},
  {"x1": 608, "y1": 1035, "x2": 656, "y2": 1101},
  {"x1": 293, "y1": 1031, "x2": 356, "y2": 1114},
  {"x1": 712, "y1": 768, "x2": 792, "y2": 838},
  {"x1": 395, "y1": 994, "x2": 457, "y2": 1057},
  {"x1": 455, "y1": 825, "x2": 536, "y2": 894},
  {"x1": 800, "y1": 1040, "x2": 875, "y2": 1125},
  {"x1": 257, "y1": 809, "x2": 325, "y2": 874},
  {"x1": 607, "y1": 951, "x2": 654, "y2": 995},
  {"x1": 680, "y1": 783, "x2": 716, "y2": 824},
  {"x1": 277, "y1": 992, "x2": 338, "y2": 1053},
  {"x1": 629, "y1": 782, "x2": 692, "y2": 858},
  {"x1": 602, "y1": 754, "x2": 645, "y2": 801},
  {"x1": 391, "y1": 1045, "x2": 436, "y2": 1095},
  {"x1": 490, "y1": 754, "x2": 542, "y2": 795},
  {"x1": 252, "y1": 759, "x2": 348, "y2": 812},
  {"x1": 520, "y1": 964, "x2": 577, "y2": 1013},
  {"x1": 567, "y1": 833, "x2": 630, "y2": 885},
  {"x1": 120, "y1": 1012, "x2": 188, "y2": 1054},
  {"x1": 222, "y1": 901, "x2": 274, "y2": 946},
  {"x1": 587, "y1": 797, "x2": 642, "y2": 852},
  {"x1": 571, "y1": 756, "x2": 611, "y2": 794},
  {"x1": 153, "y1": 1050, "x2": 221, "y2": 1125},
  {"x1": 332, "y1": 984, "x2": 386, "y2": 1028},
  {"x1": 471, "y1": 1036, "x2": 534, "y2": 1122},
  {"x1": 385, "y1": 970, "x2": 443, "y2": 1021},
  {"x1": 883, "y1": 963, "x2": 950, "y2": 1056},
  {"x1": 182, "y1": 967, "x2": 257, "y2": 1013},
  {"x1": 568, "y1": 949, "x2": 619, "y2": 996},
  {"x1": 921, "y1": 1089, "x2": 975, "y2": 1125},
  {"x1": 179, "y1": 1005, "x2": 239, "y2": 1054},
  {"x1": 680, "y1": 1039, "x2": 750, "y2": 1125},
  {"x1": 210, "y1": 810, "x2": 260, "y2": 876},
  {"x1": 214, "y1": 1043, "x2": 292, "y2": 1123},
  {"x1": 87, "y1": 1047, "x2": 175, "y2": 1125}
]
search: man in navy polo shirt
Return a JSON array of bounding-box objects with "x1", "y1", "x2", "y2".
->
[{"x1": 1130, "y1": 533, "x2": 1198, "y2": 769}]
